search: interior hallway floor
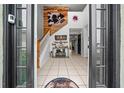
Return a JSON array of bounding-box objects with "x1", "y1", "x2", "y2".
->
[{"x1": 37, "y1": 54, "x2": 88, "y2": 88}]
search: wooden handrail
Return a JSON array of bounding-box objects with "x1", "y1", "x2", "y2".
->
[
  {"x1": 39, "y1": 30, "x2": 50, "y2": 41},
  {"x1": 37, "y1": 31, "x2": 50, "y2": 69}
]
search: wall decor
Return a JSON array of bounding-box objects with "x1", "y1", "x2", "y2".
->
[
  {"x1": 44, "y1": 6, "x2": 68, "y2": 36},
  {"x1": 48, "y1": 12, "x2": 65, "y2": 26},
  {"x1": 55, "y1": 35, "x2": 67, "y2": 40},
  {"x1": 73, "y1": 15, "x2": 78, "y2": 21}
]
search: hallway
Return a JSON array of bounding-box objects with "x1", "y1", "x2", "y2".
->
[{"x1": 37, "y1": 54, "x2": 88, "y2": 88}]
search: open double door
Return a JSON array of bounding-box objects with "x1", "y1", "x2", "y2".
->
[{"x1": 3, "y1": 4, "x2": 120, "y2": 88}]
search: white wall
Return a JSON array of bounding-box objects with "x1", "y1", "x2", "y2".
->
[
  {"x1": 82, "y1": 25, "x2": 88, "y2": 57},
  {"x1": 120, "y1": 4, "x2": 124, "y2": 88},
  {"x1": 68, "y1": 5, "x2": 88, "y2": 28},
  {"x1": 49, "y1": 11, "x2": 82, "y2": 52},
  {"x1": 0, "y1": 5, "x2": 3, "y2": 88},
  {"x1": 40, "y1": 36, "x2": 50, "y2": 68},
  {"x1": 68, "y1": 12, "x2": 84, "y2": 28},
  {"x1": 50, "y1": 25, "x2": 69, "y2": 52},
  {"x1": 82, "y1": 5, "x2": 89, "y2": 58},
  {"x1": 50, "y1": 7, "x2": 88, "y2": 52},
  {"x1": 81, "y1": 30, "x2": 84, "y2": 56}
]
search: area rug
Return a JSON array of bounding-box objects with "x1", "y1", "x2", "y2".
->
[{"x1": 44, "y1": 77, "x2": 79, "y2": 88}]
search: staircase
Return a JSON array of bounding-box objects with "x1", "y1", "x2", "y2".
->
[
  {"x1": 37, "y1": 31, "x2": 50, "y2": 68},
  {"x1": 50, "y1": 20, "x2": 67, "y2": 35},
  {"x1": 37, "y1": 6, "x2": 68, "y2": 69}
]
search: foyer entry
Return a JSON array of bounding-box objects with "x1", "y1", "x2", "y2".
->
[
  {"x1": 37, "y1": 4, "x2": 89, "y2": 88},
  {"x1": 2, "y1": 4, "x2": 120, "y2": 88}
]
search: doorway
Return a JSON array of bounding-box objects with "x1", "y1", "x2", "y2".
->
[
  {"x1": 78, "y1": 34, "x2": 81, "y2": 54},
  {"x1": 37, "y1": 4, "x2": 89, "y2": 88},
  {"x1": 37, "y1": 4, "x2": 121, "y2": 88},
  {"x1": 2, "y1": 4, "x2": 121, "y2": 88}
]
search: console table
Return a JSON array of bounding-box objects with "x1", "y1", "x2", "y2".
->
[{"x1": 52, "y1": 47, "x2": 69, "y2": 58}]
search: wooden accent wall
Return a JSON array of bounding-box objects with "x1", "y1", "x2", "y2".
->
[{"x1": 44, "y1": 6, "x2": 68, "y2": 36}]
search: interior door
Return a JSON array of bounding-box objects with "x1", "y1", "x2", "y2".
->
[{"x1": 89, "y1": 4, "x2": 108, "y2": 88}]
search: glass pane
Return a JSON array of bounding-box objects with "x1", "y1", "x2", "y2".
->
[
  {"x1": 17, "y1": 4, "x2": 27, "y2": 8},
  {"x1": 17, "y1": 68, "x2": 27, "y2": 87},
  {"x1": 96, "y1": 10, "x2": 106, "y2": 28},
  {"x1": 96, "y1": 67, "x2": 105, "y2": 85},
  {"x1": 16, "y1": 4, "x2": 27, "y2": 88},
  {"x1": 96, "y1": 4, "x2": 107, "y2": 88},
  {"x1": 17, "y1": 48, "x2": 27, "y2": 66},
  {"x1": 17, "y1": 29, "x2": 26, "y2": 47},
  {"x1": 96, "y1": 4, "x2": 106, "y2": 9},
  {"x1": 17, "y1": 9, "x2": 27, "y2": 28},
  {"x1": 96, "y1": 29, "x2": 105, "y2": 46},
  {"x1": 96, "y1": 49, "x2": 105, "y2": 66}
]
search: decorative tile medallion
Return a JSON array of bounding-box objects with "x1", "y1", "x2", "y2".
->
[{"x1": 45, "y1": 77, "x2": 79, "y2": 88}]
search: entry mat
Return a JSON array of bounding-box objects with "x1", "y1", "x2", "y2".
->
[{"x1": 44, "y1": 77, "x2": 79, "y2": 88}]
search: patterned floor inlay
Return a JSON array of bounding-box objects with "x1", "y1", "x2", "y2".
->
[{"x1": 44, "y1": 77, "x2": 79, "y2": 88}]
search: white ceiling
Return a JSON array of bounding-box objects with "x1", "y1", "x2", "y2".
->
[
  {"x1": 69, "y1": 28, "x2": 82, "y2": 35},
  {"x1": 41, "y1": 4, "x2": 86, "y2": 11}
]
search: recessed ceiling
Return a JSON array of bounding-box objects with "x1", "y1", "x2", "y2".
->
[{"x1": 41, "y1": 4, "x2": 86, "y2": 11}]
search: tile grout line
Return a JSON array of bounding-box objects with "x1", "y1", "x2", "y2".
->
[
  {"x1": 65, "y1": 57, "x2": 70, "y2": 78},
  {"x1": 57, "y1": 58, "x2": 60, "y2": 78},
  {"x1": 38, "y1": 54, "x2": 88, "y2": 88},
  {"x1": 41, "y1": 57, "x2": 54, "y2": 87},
  {"x1": 70, "y1": 55, "x2": 87, "y2": 88}
]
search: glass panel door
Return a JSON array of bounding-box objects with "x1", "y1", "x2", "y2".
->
[
  {"x1": 96, "y1": 4, "x2": 107, "y2": 87},
  {"x1": 16, "y1": 4, "x2": 27, "y2": 87},
  {"x1": 3, "y1": 4, "x2": 34, "y2": 88},
  {"x1": 15, "y1": 4, "x2": 34, "y2": 88},
  {"x1": 89, "y1": 4, "x2": 108, "y2": 88}
]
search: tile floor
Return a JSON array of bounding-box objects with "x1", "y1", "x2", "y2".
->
[{"x1": 37, "y1": 54, "x2": 88, "y2": 88}]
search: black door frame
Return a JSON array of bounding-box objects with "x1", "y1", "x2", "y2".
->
[
  {"x1": 3, "y1": 4, "x2": 16, "y2": 88},
  {"x1": 107, "y1": 4, "x2": 120, "y2": 88}
]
